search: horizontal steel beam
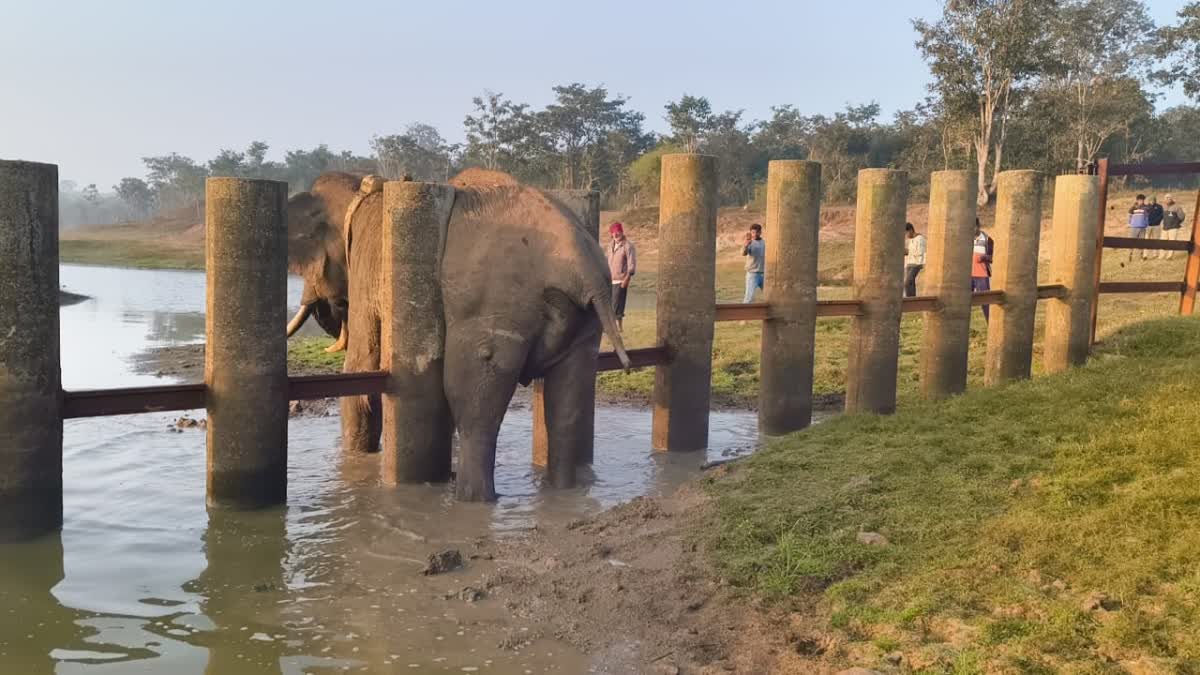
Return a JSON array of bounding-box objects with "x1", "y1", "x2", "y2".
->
[
  {"x1": 1106, "y1": 162, "x2": 1200, "y2": 176},
  {"x1": 1103, "y1": 236, "x2": 1193, "y2": 251},
  {"x1": 597, "y1": 346, "x2": 668, "y2": 371},
  {"x1": 1037, "y1": 284, "x2": 1068, "y2": 299},
  {"x1": 63, "y1": 383, "x2": 205, "y2": 419},
  {"x1": 1098, "y1": 280, "x2": 1184, "y2": 294}
]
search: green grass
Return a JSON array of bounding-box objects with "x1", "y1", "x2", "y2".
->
[
  {"x1": 288, "y1": 337, "x2": 345, "y2": 373},
  {"x1": 704, "y1": 316, "x2": 1200, "y2": 672},
  {"x1": 59, "y1": 239, "x2": 204, "y2": 270}
]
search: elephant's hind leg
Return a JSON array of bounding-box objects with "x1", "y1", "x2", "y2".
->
[
  {"x1": 444, "y1": 327, "x2": 526, "y2": 502},
  {"x1": 542, "y1": 330, "x2": 600, "y2": 488}
]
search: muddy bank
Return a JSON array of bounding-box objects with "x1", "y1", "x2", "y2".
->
[{"x1": 487, "y1": 482, "x2": 839, "y2": 674}]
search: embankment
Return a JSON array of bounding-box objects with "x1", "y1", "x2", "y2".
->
[{"x1": 496, "y1": 316, "x2": 1200, "y2": 673}]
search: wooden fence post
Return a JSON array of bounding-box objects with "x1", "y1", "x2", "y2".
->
[
  {"x1": 1045, "y1": 174, "x2": 1100, "y2": 373},
  {"x1": 985, "y1": 170, "x2": 1044, "y2": 384},
  {"x1": 652, "y1": 154, "x2": 718, "y2": 451},
  {"x1": 919, "y1": 170, "x2": 977, "y2": 400},
  {"x1": 1179, "y1": 189, "x2": 1200, "y2": 315},
  {"x1": 205, "y1": 177, "x2": 289, "y2": 509},
  {"x1": 0, "y1": 160, "x2": 63, "y2": 541},
  {"x1": 759, "y1": 160, "x2": 821, "y2": 435},
  {"x1": 845, "y1": 169, "x2": 908, "y2": 414},
  {"x1": 381, "y1": 181, "x2": 455, "y2": 485}
]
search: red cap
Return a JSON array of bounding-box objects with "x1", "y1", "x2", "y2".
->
[{"x1": 609, "y1": 222, "x2": 624, "y2": 234}]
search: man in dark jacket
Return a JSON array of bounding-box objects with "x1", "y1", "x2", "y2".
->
[{"x1": 1146, "y1": 195, "x2": 1165, "y2": 260}]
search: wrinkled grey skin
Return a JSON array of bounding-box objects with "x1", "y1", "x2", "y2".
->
[{"x1": 285, "y1": 169, "x2": 629, "y2": 501}]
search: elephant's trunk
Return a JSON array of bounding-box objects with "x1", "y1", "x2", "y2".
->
[{"x1": 286, "y1": 303, "x2": 314, "y2": 338}]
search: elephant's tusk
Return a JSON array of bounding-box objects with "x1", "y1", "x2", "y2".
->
[
  {"x1": 325, "y1": 323, "x2": 348, "y2": 353},
  {"x1": 286, "y1": 303, "x2": 314, "y2": 338}
]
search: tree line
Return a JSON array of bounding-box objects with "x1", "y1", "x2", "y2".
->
[{"x1": 83, "y1": 0, "x2": 1200, "y2": 225}]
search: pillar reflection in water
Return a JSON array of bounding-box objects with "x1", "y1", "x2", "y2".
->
[
  {"x1": 0, "y1": 534, "x2": 99, "y2": 672},
  {"x1": 195, "y1": 508, "x2": 288, "y2": 675}
]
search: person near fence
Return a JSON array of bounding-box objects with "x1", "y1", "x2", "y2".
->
[
  {"x1": 607, "y1": 222, "x2": 636, "y2": 331},
  {"x1": 1160, "y1": 194, "x2": 1186, "y2": 260},
  {"x1": 1128, "y1": 194, "x2": 1151, "y2": 262},
  {"x1": 972, "y1": 218, "x2": 994, "y2": 322},
  {"x1": 904, "y1": 222, "x2": 926, "y2": 298},
  {"x1": 1147, "y1": 195, "x2": 1165, "y2": 253},
  {"x1": 742, "y1": 223, "x2": 765, "y2": 303}
]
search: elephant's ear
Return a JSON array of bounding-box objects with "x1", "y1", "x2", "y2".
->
[{"x1": 286, "y1": 191, "x2": 337, "y2": 278}]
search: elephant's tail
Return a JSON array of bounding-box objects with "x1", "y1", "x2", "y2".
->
[{"x1": 589, "y1": 287, "x2": 631, "y2": 371}]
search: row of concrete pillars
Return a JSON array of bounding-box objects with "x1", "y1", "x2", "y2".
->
[
  {"x1": 0, "y1": 155, "x2": 1100, "y2": 542},
  {"x1": 646, "y1": 157, "x2": 1099, "y2": 446}
]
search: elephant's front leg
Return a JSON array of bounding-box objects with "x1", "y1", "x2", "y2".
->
[
  {"x1": 542, "y1": 330, "x2": 600, "y2": 488},
  {"x1": 341, "y1": 309, "x2": 382, "y2": 453},
  {"x1": 444, "y1": 327, "x2": 526, "y2": 502}
]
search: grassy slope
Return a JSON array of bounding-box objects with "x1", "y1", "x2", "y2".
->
[{"x1": 706, "y1": 316, "x2": 1200, "y2": 672}]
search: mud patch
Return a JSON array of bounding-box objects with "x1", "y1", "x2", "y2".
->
[{"x1": 487, "y1": 486, "x2": 838, "y2": 674}]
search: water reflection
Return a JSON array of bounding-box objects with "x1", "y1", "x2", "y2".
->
[{"x1": 3, "y1": 264, "x2": 768, "y2": 673}]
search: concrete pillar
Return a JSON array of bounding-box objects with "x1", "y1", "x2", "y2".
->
[
  {"x1": 985, "y1": 171, "x2": 1044, "y2": 385},
  {"x1": 381, "y1": 181, "x2": 455, "y2": 484},
  {"x1": 0, "y1": 160, "x2": 62, "y2": 541},
  {"x1": 1044, "y1": 175, "x2": 1100, "y2": 373},
  {"x1": 759, "y1": 160, "x2": 821, "y2": 435},
  {"x1": 205, "y1": 177, "x2": 289, "y2": 509},
  {"x1": 533, "y1": 189, "x2": 600, "y2": 468},
  {"x1": 845, "y1": 169, "x2": 908, "y2": 415},
  {"x1": 652, "y1": 154, "x2": 718, "y2": 451},
  {"x1": 919, "y1": 171, "x2": 978, "y2": 400}
]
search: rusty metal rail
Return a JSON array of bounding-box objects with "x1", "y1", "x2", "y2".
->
[
  {"x1": 1103, "y1": 236, "x2": 1193, "y2": 252},
  {"x1": 1098, "y1": 281, "x2": 1184, "y2": 294},
  {"x1": 64, "y1": 346, "x2": 670, "y2": 419}
]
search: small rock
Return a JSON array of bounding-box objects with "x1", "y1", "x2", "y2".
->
[
  {"x1": 289, "y1": 400, "x2": 306, "y2": 415},
  {"x1": 836, "y1": 669, "x2": 886, "y2": 675},
  {"x1": 1081, "y1": 591, "x2": 1120, "y2": 612},
  {"x1": 885, "y1": 651, "x2": 903, "y2": 665},
  {"x1": 1051, "y1": 579, "x2": 1068, "y2": 592},
  {"x1": 422, "y1": 549, "x2": 464, "y2": 576},
  {"x1": 458, "y1": 586, "x2": 484, "y2": 603},
  {"x1": 856, "y1": 531, "x2": 889, "y2": 547}
]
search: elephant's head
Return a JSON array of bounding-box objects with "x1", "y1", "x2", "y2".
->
[{"x1": 284, "y1": 172, "x2": 361, "y2": 346}]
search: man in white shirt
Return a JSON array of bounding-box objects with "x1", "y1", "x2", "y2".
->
[{"x1": 904, "y1": 222, "x2": 926, "y2": 298}]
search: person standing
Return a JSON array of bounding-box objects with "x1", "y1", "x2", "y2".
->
[
  {"x1": 1128, "y1": 194, "x2": 1150, "y2": 262},
  {"x1": 1147, "y1": 195, "x2": 1165, "y2": 258},
  {"x1": 607, "y1": 222, "x2": 636, "y2": 331},
  {"x1": 972, "y1": 219, "x2": 994, "y2": 323},
  {"x1": 904, "y1": 222, "x2": 926, "y2": 298},
  {"x1": 742, "y1": 223, "x2": 766, "y2": 303},
  {"x1": 1160, "y1": 194, "x2": 1187, "y2": 260}
]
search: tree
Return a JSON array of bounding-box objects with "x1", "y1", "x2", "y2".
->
[
  {"x1": 1049, "y1": 0, "x2": 1155, "y2": 170},
  {"x1": 463, "y1": 91, "x2": 532, "y2": 172},
  {"x1": 537, "y1": 83, "x2": 646, "y2": 190},
  {"x1": 142, "y1": 153, "x2": 208, "y2": 217},
  {"x1": 914, "y1": 0, "x2": 1056, "y2": 205},
  {"x1": 114, "y1": 177, "x2": 154, "y2": 219},
  {"x1": 372, "y1": 123, "x2": 459, "y2": 181},
  {"x1": 664, "y1": 95, "x2": 714, "y2": 153},
  {"x1": 208, "y1": 148, "x2": 247, "y2": 177},
  {"x1": 1157, "y1": 3, "x2": 1200, "y2": 99}
]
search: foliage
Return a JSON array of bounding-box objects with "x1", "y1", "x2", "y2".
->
[
  {"x1": 914, "y1": 0, "x2": 1057, "y2": 205},
  {"x1": 372, "y1": 123, "x2": 460, "y2": 181}
]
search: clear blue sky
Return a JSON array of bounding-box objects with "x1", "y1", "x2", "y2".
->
[{"x1": 0, "y1": 0, "x2": 1191, "y2": 188}]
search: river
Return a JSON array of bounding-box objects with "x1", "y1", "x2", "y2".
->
[{"x1": 0, "y1": 264, "x2": 763, "y2": 674}]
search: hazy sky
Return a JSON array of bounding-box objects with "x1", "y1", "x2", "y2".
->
[{"x1": 0, "y1": 0, "x2": 1191, "y2": 188}]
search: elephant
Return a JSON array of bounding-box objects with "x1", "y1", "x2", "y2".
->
[{"x1": 284, "y1": 169, "x2": 631, "y2": 501}]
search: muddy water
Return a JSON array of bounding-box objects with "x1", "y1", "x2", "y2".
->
[{"x1": 1, "y1": 265, "x2": 763, "y2": 674}]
